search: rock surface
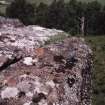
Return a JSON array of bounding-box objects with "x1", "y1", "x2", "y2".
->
[
  {"x1": 0, "y1": 17, "x2": 92, "y2": 105},
  {"x1": 1, "y1": 87, "x2": 19, "y2": 99}
]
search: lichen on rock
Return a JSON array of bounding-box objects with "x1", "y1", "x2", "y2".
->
[
  {"x1": 0, "y1": 17, "x2": 92, "y2": 105},
  {"x1": 1, "y1": 87, "x2": 19, "y2": 99}
]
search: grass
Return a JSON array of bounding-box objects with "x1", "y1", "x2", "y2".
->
[
  {"x1": 0, "y1": 4, "x2": 6, "y2": 14},
  {"x1": 45, "y1": 32, "x2": 69, "y2": 45},
  {"x1": 85, "y1": 35, "x2": 105, "y2": 105}
]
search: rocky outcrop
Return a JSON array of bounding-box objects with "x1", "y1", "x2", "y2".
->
[
  {"x1": 0, "y1": 16, "x2": 24, "y2": 28},
  {"x1": 0, "y1": 17, "x2": 92, "y2": 105}
]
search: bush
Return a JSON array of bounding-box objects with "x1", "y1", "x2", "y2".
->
[{"x1": 6, "y1": 0, "x2": 35, "y2": 25}]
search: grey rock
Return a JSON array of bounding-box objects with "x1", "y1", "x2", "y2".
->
[{"x1": 0, "y1": 17, "x2": 92, "y2": 105}]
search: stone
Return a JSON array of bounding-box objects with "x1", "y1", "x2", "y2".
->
[
  {"x1": 46, "y1": 80, "x2": 55, "y2": 88},
  {"x1": 0, "y1": 17, "x2": 92, "y2": 105},
  {"x1": 23, "y1": 102, "x2": 32, "y2": 105},
  {"x1": 0, "y1": 56, "x2": 8, "y2": 67},
  {"x1": 23, "y1": 57, "x2": 33, "y2": 66},
  {"x1": 26, "y1": 92, "x2": 33, "y2": 97},
  {"x1": 0, "y1": 98, "x2": 8, "y2": 105},
  {"x1": 1, "y1": 87, "x2": 19, "y2": 99},
  {"x1": 0, "y1": 16, "x2": 24, "y2": 28},
  {"x1": 17, "y1": 81, "x2": 32, "y2": 93}
]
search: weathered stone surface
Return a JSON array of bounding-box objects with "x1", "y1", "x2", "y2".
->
[
  {"x1": 0, "y1": 17, "x2": 92, "y2": 105},
  {"x1": 1, "y1": 87, "x2": 19, "y2": 99},
  {"x1": 0, "y1": 16, "x2": 24, "y2": 28}
]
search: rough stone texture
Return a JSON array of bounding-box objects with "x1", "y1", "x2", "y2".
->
[
  {"x1": 0, "y1": 17, "x2": 92, "y2": 105},
  {"x1": 0, "y1": 16, "x2": 24, "y2": 28},
  {"x1": 1, "y1": 87, "x2": 19, "y2": 99}
]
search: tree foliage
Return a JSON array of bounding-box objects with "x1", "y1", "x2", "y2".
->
[
  {"x1": 6, "y1": 0, "x2": 105, "y2": 35},
  {"x1": 34, "y1": 2, "x2": 48, "y2": 27},
  {"x1": 6, "y1": 0, "x2": 35, "y2": 24}
]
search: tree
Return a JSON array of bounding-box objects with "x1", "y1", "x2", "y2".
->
[
  {"x1": 35, "y1": 2, "x2": 48, "y2": 27},
  {"x1": 46, "y1": 0, "x2": 66, "y2": 30},
  {"x1": 75, "y1": 2, "x2": 86, "y2": 35},
  {"x1": 6, "y1": 0, "x2": 35, "y2": 25},
  {"x1": 85, "y1": 1, "x2": 102, "y2": 35},
  {"x1": 99, "y1": 6, "x2": 105, "y2": 34},
  {"x1": 65, "y1": 0, "x2": 82, "y2": 35}
]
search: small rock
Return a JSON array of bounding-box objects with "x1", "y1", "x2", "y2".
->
[
  {"x1": 23, "y1": 57, "x2": 33, "y2": 66},
  {"x1": 1, "y1": 87, "x2": 19, "y2": 99},
  {"x1": 23, "y1": 101, "x2": 32, "y2": 105},
  {"x1": 38, "y1": 99, "x2": 47, "y2": 105},
  {"x1": 17, "y1": 81, "x2": 32, "y2": 93},
  {"x1": 46, "y1": 80, "x2": 55, "y2": 88},
  {"x1": 26, "y1": 92, "x2": 33, "y2": 97}
]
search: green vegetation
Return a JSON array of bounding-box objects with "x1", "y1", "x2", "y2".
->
[
  {"x1": 78, "y1": 0, "x2": 105, "y2": 4},
  {"x1": 6, "y1": 0, "x2": 35, "y2": 24},
  {"x1": 1, "y1": 0, "x2": 105, "y2": 13},
  {"x1": 45, "y1": 33, "x2": 69, "y2": 45},
  {"x1": 5, "y1": 0, "x2": 105, "y2": 35},
  {"x1": 0, "y1": 4, "x2": 7, "y2": 14},
  {"x1": 3, "y1": 0, "x2": 105, "y2": 5},
  {"x1": 10, "y1": 0, "x2": 105, "y2": 5},
  {"x1": 85, "y1": 35, "x2": 105, "y2": 105}
]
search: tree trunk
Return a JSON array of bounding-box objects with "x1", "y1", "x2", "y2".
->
[{"x1": 81, "y1": 16, "x2": 85, "y2": 36}]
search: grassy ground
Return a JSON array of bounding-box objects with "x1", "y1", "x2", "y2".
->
[
  {"x1": 85, "y1": 35, "x2": 105, "y2": 105},
  {"x1": 0, "y1": 5, "x2": 6, "y2": 14}
]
